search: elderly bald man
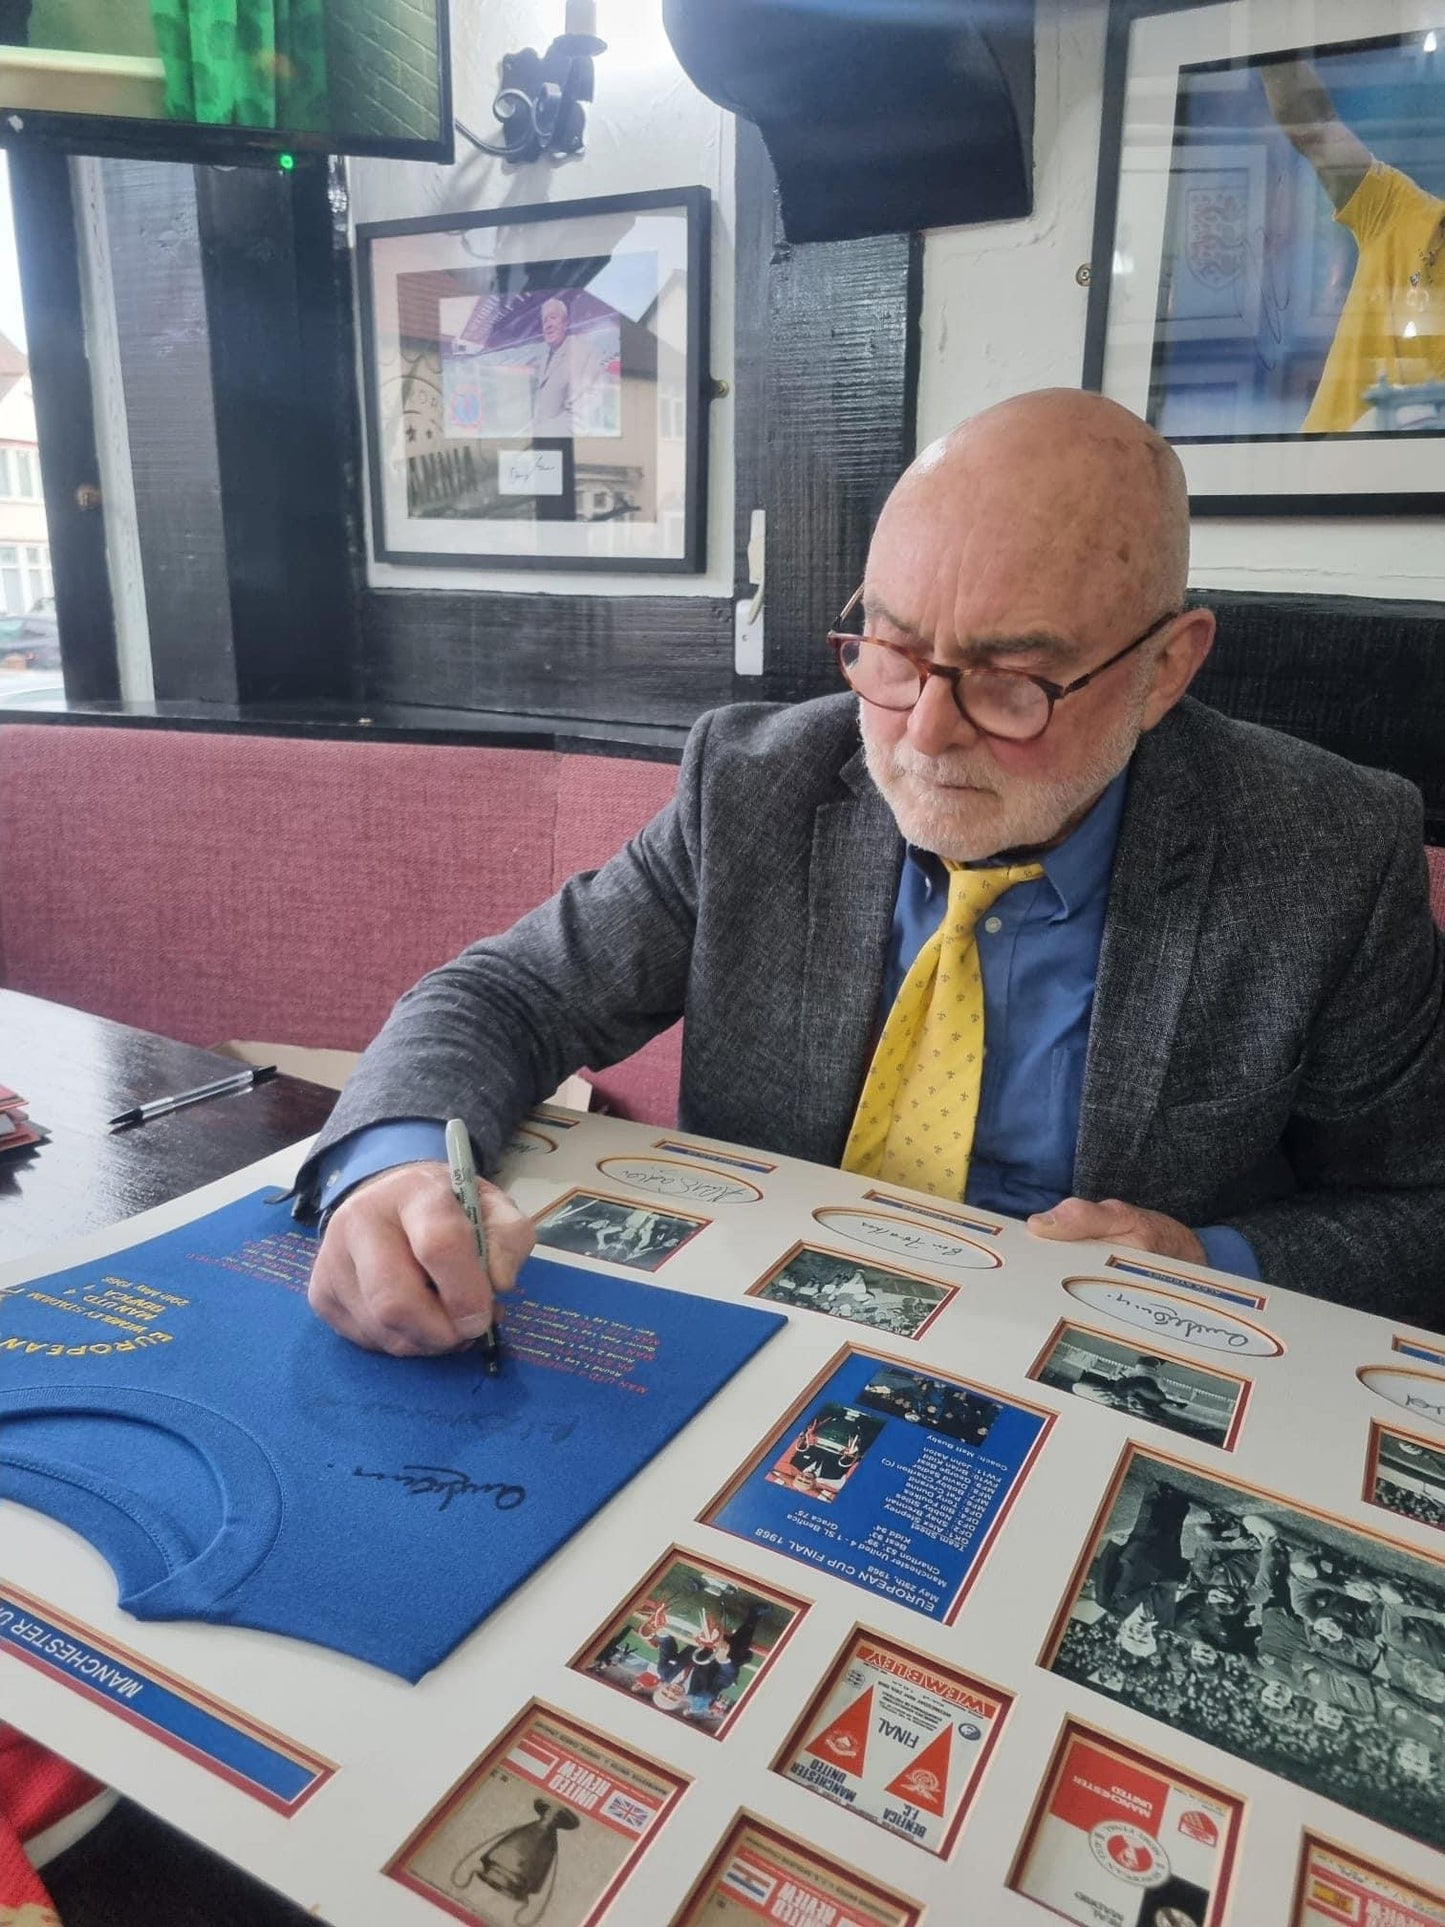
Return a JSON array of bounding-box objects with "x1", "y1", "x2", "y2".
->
[{"x1": 299, "y1": 389, "x2": 1445, "y2": 1349}]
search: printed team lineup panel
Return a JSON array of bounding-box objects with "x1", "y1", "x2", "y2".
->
[{"x1": 2, "y1": 1117, "x2": 1445, "y2": 1924}]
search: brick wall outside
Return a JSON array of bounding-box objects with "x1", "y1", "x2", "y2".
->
[{"x1": 328, "y1": 0, "x2": 441, "y2": 144}]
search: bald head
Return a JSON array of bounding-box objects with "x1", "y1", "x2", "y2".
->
[
  {"x1": 870, "y1": 389, "x2": 1190, "y2": 645},
  {"x1": 856, "y1": 389, "x2": 1213, "y2": 862}
]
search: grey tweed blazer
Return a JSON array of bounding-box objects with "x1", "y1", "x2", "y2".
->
[{"x1": 305, "y1": 693, "x2": 1445, "y2": 1320}]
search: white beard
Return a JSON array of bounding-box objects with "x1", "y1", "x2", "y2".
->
[{"x1": 860, "y1": 693, "x2": 1145, "y2": 860}]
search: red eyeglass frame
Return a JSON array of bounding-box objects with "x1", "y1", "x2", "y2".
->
[{"x1": 827, "y1": 585, "x2": 1182, "y2": 740}]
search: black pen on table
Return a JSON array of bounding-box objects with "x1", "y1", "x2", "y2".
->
[
  {"x1": 108, "y1": 1064, "x2": 277, "y2": 1130},
  {"x1": 445, "y1": 1116, "x2": 502, "y2": 1376}
]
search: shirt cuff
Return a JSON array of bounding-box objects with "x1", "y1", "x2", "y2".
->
[
  {"x1": 313, "y1": 1119, "x2": 450, "y2": 1225},
  {"x1": 1195, "y1": 1223, "x2": 1262, "y2": 1282}
]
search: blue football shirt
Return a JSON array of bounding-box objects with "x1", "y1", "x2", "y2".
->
[{"x1": 0, "y1": 1192, "x2": 782, "y2": 1681}]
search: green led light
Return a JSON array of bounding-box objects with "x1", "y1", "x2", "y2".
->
[{"x1": 278, "y1": 151, "x2": 295, "y2": 171}]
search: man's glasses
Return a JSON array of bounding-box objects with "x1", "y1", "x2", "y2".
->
[{"x1": 828, "y1": 586, "x2": 1181, "y2": 743}]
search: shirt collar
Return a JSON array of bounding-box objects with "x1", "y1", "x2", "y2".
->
[{"x1": 907, "y1": 765, "x2": 1130, "y2": 920}]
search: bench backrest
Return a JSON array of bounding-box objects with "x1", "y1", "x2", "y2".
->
[
  {"x1": 2, "y1": 724, "x2": 1442, "y2": 1129},
  {"x1": 0, "y1": 725, "x2": 682, "y2": 1123}
]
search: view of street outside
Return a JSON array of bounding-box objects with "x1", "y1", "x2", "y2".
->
[{"x1": 0, "y1": 147, "x2": 59, "y2": 701}]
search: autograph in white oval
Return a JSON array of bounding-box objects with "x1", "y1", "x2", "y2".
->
[
  {"x1": 1359, "y1": 1366, "x2": 1445, "y2": 1429},
  {"x1": 596, "y1": 1156, "x2": 762, "y2": 1206},
  {"x1": 1064, "y1": 1277, "x2": 1282, "y2": 1357},
  {"x1": 505, "y1": 1126, "x2": 557, "y2": 1156},
  {"x1": 811, "y1": 1207, "x2": 1000, "y2": 1271}
]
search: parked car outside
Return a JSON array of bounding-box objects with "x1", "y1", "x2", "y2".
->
[{"x1": 0, "y1": 596, "x2": 60, "y2": 670}]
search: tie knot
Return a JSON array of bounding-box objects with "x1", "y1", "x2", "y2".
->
[{"x1": 941, "y1": 859, "x2": 1045, "y2": 932}]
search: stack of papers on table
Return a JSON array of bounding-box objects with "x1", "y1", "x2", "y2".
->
[{"x1": 0, "y1": 1083, "x2": 47, "y2": 1157}]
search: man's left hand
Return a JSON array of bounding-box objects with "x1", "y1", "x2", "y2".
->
[{"x1": 1026, "y1": 1196, "x2": 1206, "y2": 1265}]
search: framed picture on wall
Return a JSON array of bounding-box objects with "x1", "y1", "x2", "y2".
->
[
  {"x1": 1085, "y1": 1, "x2": 1445, "y2": 514},
  {"x1": 357, "y1": 186, "x2": 711, "y2": 570}
]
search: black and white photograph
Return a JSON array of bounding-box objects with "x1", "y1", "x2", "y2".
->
[
  {"x1": 856, "y1": 1364, "x2": 1001, "y2": 1446},
  {"x1": 1046, "y1": 1448, "x2": 1445, "y2": 1850},
  {"x1": 1368, "y1": 1422, "x2": 1445, "y2": 1532},
  {"x1": 358, "y1": 188, "x2": 710, "y2": 569},
  {"x1": 1031, "y1": 1321, "x2": 1249, "y2": 1450},
  {"x1": 750, "y1": 1243, "x2": 955, "y2": 1340},
  {"x1": 532, "y1": 1189, "x2": 707, "y2": 1274},
  {"x1": 1088, "y1": 4, "x2": 1445, "y2": 511}
]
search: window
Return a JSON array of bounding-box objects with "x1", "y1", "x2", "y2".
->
[
  {"x1": 0, "y1": 447, "x2": 39, "y2": 498},
  {"x1": 0, "y1": 544, "x2": 50, "y2": 616}
]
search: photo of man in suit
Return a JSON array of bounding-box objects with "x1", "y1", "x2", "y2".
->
[
  {"x1": 298, "y1": 386, "x2": 1445, "y2": 1352},
  {"x1": 531, "y1": 295, "x2": 608, "y2": 439}
]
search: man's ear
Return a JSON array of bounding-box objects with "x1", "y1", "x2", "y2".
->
[{"x1": 1141, "y1": 605, "x2": 1216, "y2": 731}]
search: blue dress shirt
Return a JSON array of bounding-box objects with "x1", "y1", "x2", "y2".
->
[
  {"x1": 313, "y1": 770, "x2": 1259, "y2": 1281},
  {"x1": 879, "y1": 770, "x2": 1257, "y2": 1280}
]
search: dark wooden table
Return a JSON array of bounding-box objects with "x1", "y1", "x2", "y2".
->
[{"x1": 0, "y1": 988, "x2": 338, "y2": 1264}]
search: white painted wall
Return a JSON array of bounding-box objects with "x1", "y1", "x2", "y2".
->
[
  {"x1": 347, "y1": 0, "x2": 734, "y2": 598},
  {"x1": 916, "y1": 0, "x2": 1445, "y2": 602}
]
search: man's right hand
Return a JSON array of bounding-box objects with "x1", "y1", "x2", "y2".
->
[{"x1": 306, "y1": 1161, "x2": 535, "y2": 1357}]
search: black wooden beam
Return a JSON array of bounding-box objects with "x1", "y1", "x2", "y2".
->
[
  {"x1": 195, "y1": 158, "x2": 359, "y2": 704},
  {"x1": 360, "y1": 588, "x2": 735, "y2": 726},
  {"x1": 732, "y1": 124, "x2": 923, "y2": 704},
  {"x1": 9, "y1": 149, "x2": 118, "y2": 701}
]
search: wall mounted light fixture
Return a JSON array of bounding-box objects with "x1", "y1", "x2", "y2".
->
[{"x1": 458, "y1": 0, "x2": 607, "y2": 164}]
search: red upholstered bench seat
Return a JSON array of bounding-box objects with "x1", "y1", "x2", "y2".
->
[
  {"x1": 1, "y1": 725, "x2": 1441, "y2": 1132},
  {"x1": 0, "y1": 725, "x2": 682, "y2": 1125}
]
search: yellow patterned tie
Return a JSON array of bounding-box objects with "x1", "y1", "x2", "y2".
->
[{"x1": 842, "y1": 860, "x2": 1044, "y2": 1199}]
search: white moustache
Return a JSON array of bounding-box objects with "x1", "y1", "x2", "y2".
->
[{"x1": 881, "y1": 744, "x2": 1000, "y2": 792}]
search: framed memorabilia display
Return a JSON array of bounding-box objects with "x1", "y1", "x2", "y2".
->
[
  {"x1": 357, "y1": 187, "x2": 711, "y2": 570},
  {"x1": 18, "y1": 1107, "x2": 1445, "y2": 1924},
  {"x1": 1084, "y1": 2, "x2": 1445, "y2": 513}
]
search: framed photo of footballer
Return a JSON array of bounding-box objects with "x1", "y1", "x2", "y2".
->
[
  {"x1": 747, "y1": 1242, "x2": 958, "y2": 1341},
  {"x1": 1042, "y1": 1445, "x2": 1445, "y2": 1850},
  {"x1": 1365, "y1": 1419, "x2": 1445, "y2": 1533},
  {"x1": 570, "y1": 1548, "x2": 808, "y2": 1741},
  {"x1": 358, "y1": 187, "x2": 711, "y2": 570},
  {"x1": 1086, "y1": 3, "x2": 1445, "y2": 513},
  {"x1": 1028, "y1": 1319, "x2": 1251, "y2": 1450},
  {"x1": 531, "y1": 1189, "x2": 709, "y2": 1273}
]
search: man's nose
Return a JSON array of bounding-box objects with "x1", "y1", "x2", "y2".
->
[{"x1": 906, "y1": 669, "x2": 981, "y2": 756}]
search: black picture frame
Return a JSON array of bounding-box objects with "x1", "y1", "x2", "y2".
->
[
  {"x1": 357, "y1": 186, "x2": 712, "y2": 574},
  {"x1": 1084, "y1": 0, "x2": 1445, "y2": 517}
]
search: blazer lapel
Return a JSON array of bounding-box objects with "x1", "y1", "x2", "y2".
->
[
  {"x1": 1074, "y1": 709, "x2": 1218, "y2": 1202},
  {"x1": 793, "y1": 744, "x2": 904, "y2": 1164}
]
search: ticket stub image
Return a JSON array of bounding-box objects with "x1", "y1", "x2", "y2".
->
[
  {"x1": 675, "y1": 1814, "x2": 921, "y2": 1926},
  {"x1": 1008, "y1": 1720, "x2": 1243, "y2": 1927},
  {"x1": 1292, "y1": 1834, "x2": 1445, "y2": 1927},
  {"x1": 387, "y1": 1703, "x2": 686, "y2": 1927},
  {"x1": 774, "y1": 1627, "x2": 1009, "y2": 1856}
]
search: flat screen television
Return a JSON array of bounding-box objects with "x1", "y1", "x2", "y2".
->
[{"x1": 0, "y1": 0, "x2": 453, "y2": 164}]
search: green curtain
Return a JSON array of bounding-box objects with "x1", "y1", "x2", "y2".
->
[{"x1": 150, "y1": 0, "x2": 327, "y2": 129}]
